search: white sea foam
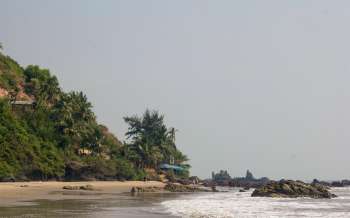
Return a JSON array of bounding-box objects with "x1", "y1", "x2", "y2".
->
[{"x1": 160, "y1": 188, "x2": 350, "y2": 218}]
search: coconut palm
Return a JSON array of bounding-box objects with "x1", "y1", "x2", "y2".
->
[{"x1": 124, "y1": 109, "x2": 189, "y2": 169}]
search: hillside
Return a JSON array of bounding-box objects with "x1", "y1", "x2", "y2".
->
[{"x1": 0, "y1": 50, "x2": 189, "y2": 182}]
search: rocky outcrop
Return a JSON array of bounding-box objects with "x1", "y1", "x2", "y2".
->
[
  {"x1": 130, "y1": 186, "x2": 163, "y2": 193},
  {"x1": 209, "y1": 170, "x2": 270, "y2": 188},
  {"x1": 164, "y1": 183, "x2": 211, "y2": 192},
  {"x1": 130, "y1": 183, "x2": 213, "y2": 193},
  {"x1": 252, "y1": 180, "x2": 336, "y2": 199}
]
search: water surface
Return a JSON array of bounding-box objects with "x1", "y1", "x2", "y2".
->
[{"x1": 2, "y1": 188, "x2": 350, "y2": 217}]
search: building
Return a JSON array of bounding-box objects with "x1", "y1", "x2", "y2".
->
[
  {"x1": 11, "y1": 100, "x2": 35, "y2": 112},
  {"x1": 159, "y1": 163, "x2": 185, "y2": 173}
]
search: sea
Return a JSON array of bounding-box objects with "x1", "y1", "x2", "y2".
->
[{"x1": 1, "y1": 187, "x2": 350, "y2": 217}]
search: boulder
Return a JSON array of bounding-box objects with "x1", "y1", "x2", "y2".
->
[
  {"x1": 62, "y1": 185, "x2": 80, "y2": 190},
  {"x1": 79, "y1": 184, "x2": 95, "y2": 191},
  {"x1": 62, "y1": 184, "x2": 96, "y2": 191},
  {"x1": 251, "y1": 180, "x2": 336, "y2": 199}
]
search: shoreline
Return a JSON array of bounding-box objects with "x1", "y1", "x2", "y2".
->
[{"x1": 0, "y1": 181, "x2": 166, "y2": 207}]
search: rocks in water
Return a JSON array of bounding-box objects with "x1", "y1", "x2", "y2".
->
[
  {"x1": 164, "y1": 183, "x2": 211, "y2": 192},
  {"x1": 210, "y1": 169, "x2": 270, "y2": 188},
  {"x1": 312, "y1": 179, "x2": 350, "y2": 188},
  {"x1": 177, "y1": 176, "x2": 201, "y2": 185},
  {"x1": 130, "y1": 183, "x2": 212, "y2": 193},
  {"x1": 62, "y1": 184, "x2": 96, "y2": 191},
  {"x1": 245, "y1": 170, "x2": 254, "y2": 180},
  {"x1": 130, "y1": 186, "x2": 163, "y2": 193},
  {"x1": 251, "y1": 180, "x2": 337, "y2": 199}
]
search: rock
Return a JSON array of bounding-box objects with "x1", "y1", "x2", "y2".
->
[
  {"x1": 0, "y1": 177, "x2": 15, "y2": 182},
  {"x1": 63, "y1": 185, "x2": 80, "y2": 190},
  {"x1": 130, "y1": 186, "x2": 163, "y2": 193},
  {"x1": 189, "y1": 176, "x2": 200, "y2": 184},
  {"x1": 62, "y1": 184, "x2": 95, "y2": 191},
  {"x1": 79, "y1": 184, "x2": 95, "y2": 191},
  {"x1": 177, "y1": 179, "x2": 192, "y2": 185},
  {"x1": 164, "y1": 183, "x2": 211, "y2": 192},
  {"x1": 239, "y1": 189, "x2": 246, "y2": 192},
  {"x1": 251, "y1": 180, "x2": 337, "y2": 199}
]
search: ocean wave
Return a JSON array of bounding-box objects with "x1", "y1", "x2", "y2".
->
[{"x1": 160, "y1": 189, "x2": 350, "y2": 218}]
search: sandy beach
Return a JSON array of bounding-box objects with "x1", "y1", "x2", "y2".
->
[{"x1": 0, "y1": 181, "x2": 165, "y2": 206}]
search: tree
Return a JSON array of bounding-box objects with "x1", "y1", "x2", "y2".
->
[
  {"x1": 168, "y1": 127, "x2": 177, "y2": 143},
  {"x1": 123, "y1": 109, "x2": 188, "y2": 169},
  {"x1": 0, "y1": 42, "x2": 3, "y2": 50},
  {"x1": 23, "y1": 65, "x2": 62, "y2": 105},
  {"x1": 52, "y1": 91, "x2": 97, "y2": 153}
]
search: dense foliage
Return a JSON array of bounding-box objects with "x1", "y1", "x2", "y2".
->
[
  {"x1": 0, "y1": 51, "x2": 189, "y2": 181},
  {"x1": 123, "y1": 110, "x2": 189, "y2": 170}
]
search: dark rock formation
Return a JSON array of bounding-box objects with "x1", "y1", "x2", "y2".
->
[
  {"x1": 212, "y1": 170, "x2": 231, "y2": 181},
  {"x1": 130, "y1": 186, "x2": 163, "y2": 193},
  {"x1": 210, "y1": 169, "x2": 269, "y2": 188},
  {"x1": 62, "y1": 184, "x2": 95, "y2": 191},
  {"x1": 164, "y1": 183, "x2": 211, "y2": 192},
  {"x1": 252, "y1": 180, "x2": 336, "y2": 199},
  {"x1": 245, "y1": 170, "x2": 254, "y2": 180},
  {"x1": 312, "y1": 179, "x2": 350, "y2": 188}
]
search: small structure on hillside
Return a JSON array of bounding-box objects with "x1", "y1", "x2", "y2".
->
[
  {"x1": 78, "y1": 148, "x2": 92, "y2": 156},
  {"x1": 159, "y1": 164, "x2": 184, "y2": 174},
  {"x1": 10, "y1": 100, "x2": 35, "y2": 112}
]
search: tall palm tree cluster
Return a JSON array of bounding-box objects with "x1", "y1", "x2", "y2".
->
[
  {"x1": 123, "y1": 110, "x2": 189, "y2": 170},
  {"x1": 23, "y1": 65, "x2": 102, "y2": 153}
]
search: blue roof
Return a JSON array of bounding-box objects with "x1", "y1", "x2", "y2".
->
[{"x1": 160, "y1": 164, "x2": 184, "y2": 171}]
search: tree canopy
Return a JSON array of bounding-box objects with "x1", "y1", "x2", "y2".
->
[{"x1": 124, "y1": 109, "x2": 189, "y2": 170}]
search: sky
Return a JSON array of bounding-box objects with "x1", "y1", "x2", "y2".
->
[{"x1": 1, "y1": 0, "x2": 350, "y2": 180}]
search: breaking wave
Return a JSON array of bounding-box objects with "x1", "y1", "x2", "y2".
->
[{"x1": 160, "y1": 187, "x2": 350, "y2": 218}]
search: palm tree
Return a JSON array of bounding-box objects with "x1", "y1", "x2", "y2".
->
[
  {"x1": 123, "y1": 109, "x2": 189, "y2": 169},
  {"x1": 168, "y1": 127, "x2": 178, "y2": 143}
]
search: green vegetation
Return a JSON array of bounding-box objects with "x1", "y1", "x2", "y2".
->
[
  {"x1": 123, "y1": 110, "x2": 189, "y2": 169},
  {"x1": 0, "y1": 49, "x2": 189, "y2": 181}
]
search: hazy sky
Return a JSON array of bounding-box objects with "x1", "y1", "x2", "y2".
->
[{"x1": 1, "y1": 0, "x2": 350, "y2": 180}]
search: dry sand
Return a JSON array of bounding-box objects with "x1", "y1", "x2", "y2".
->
[{"x1": 0, "y1": 181, "x2": 165, "y2": 206}]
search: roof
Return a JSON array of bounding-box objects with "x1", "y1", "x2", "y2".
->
[
  {"x1": 160, "y1": 164, "x2": 184, "y2": 171},
  {"x1": 11, "y1": 100, "x2": 35, "y2": 105}
]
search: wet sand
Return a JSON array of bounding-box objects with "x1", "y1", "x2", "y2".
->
[{"x1": 0, "y1": 181, "x2": 165, "y2": 206}]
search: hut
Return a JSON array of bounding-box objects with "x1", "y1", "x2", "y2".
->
[
  {"x1": 159, "y1": 164, "x2": 184, "y2": 174},
  {"x1": 10, "y1": 100, "x2": 35, "y2": 112}
]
